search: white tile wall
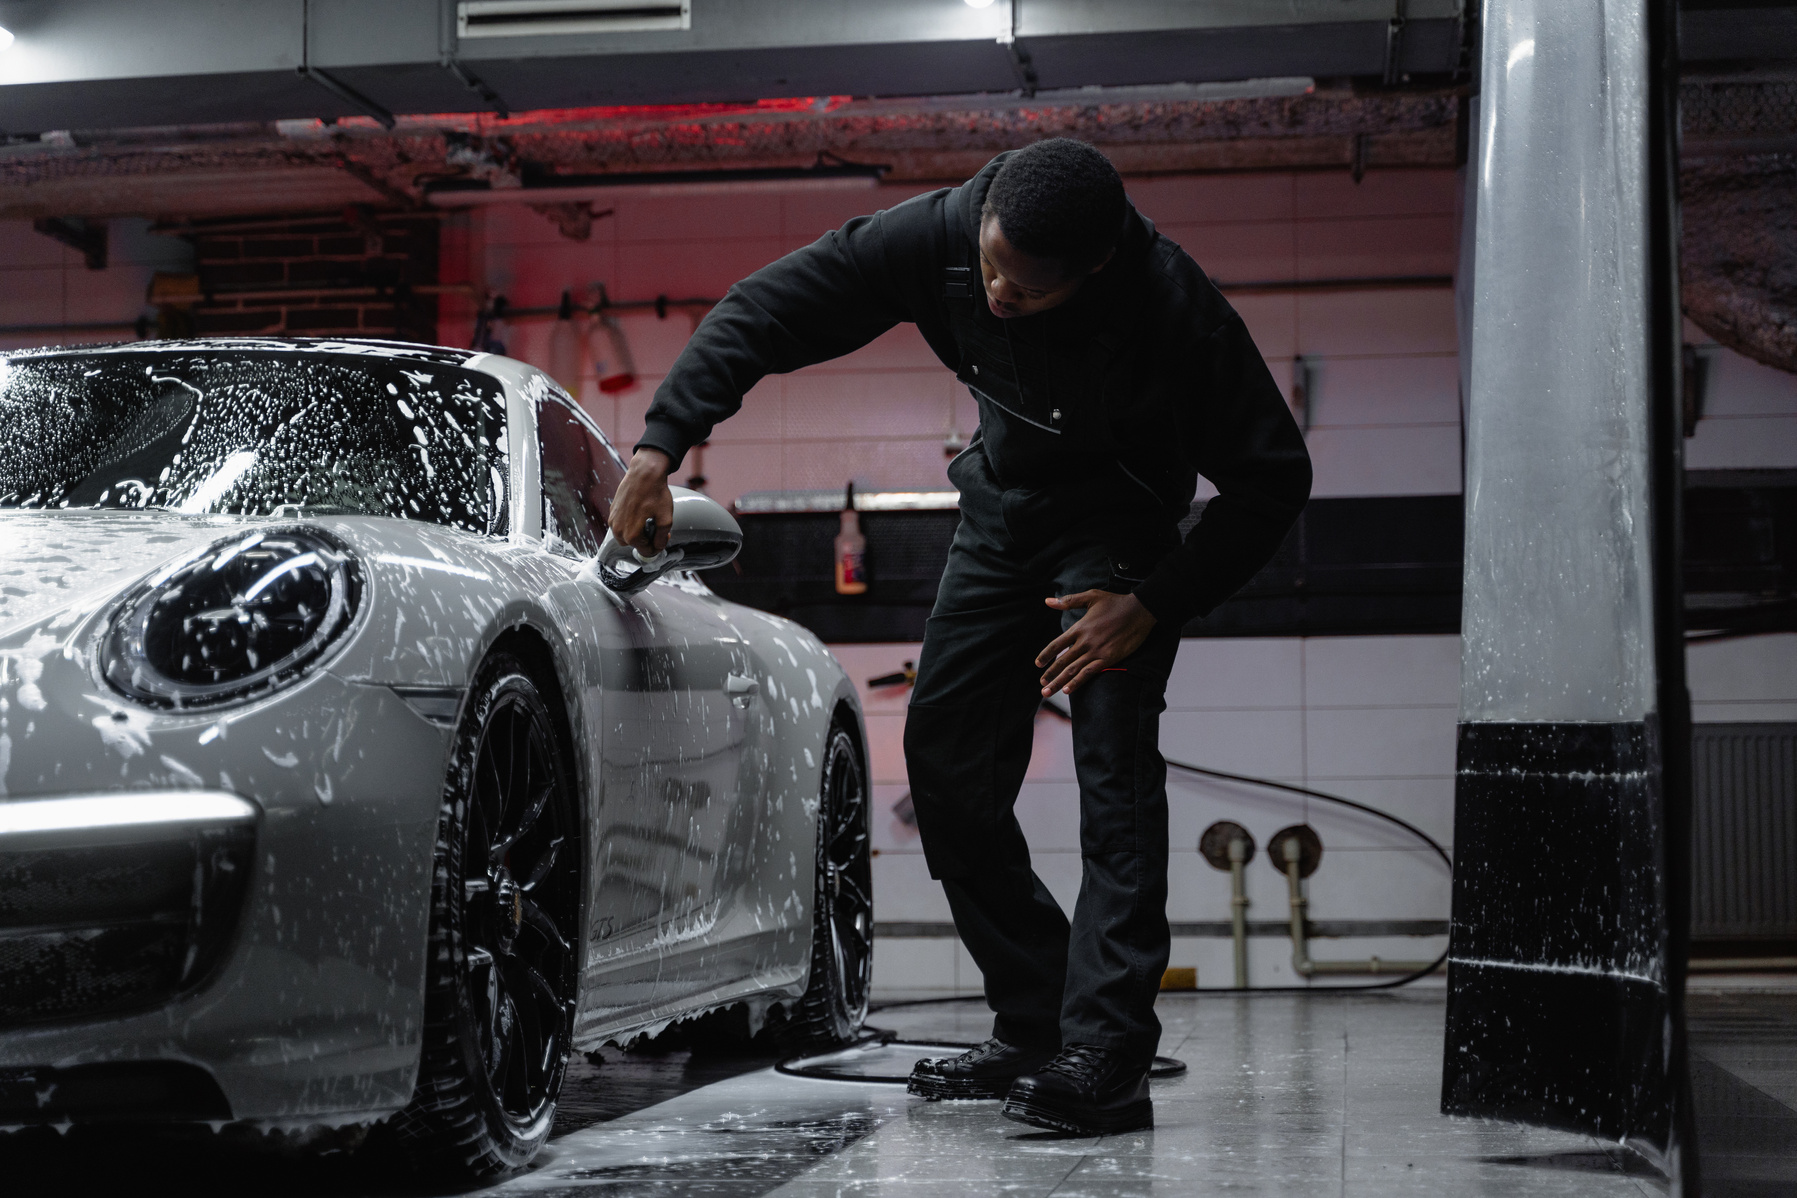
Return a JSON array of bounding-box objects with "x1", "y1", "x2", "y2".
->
[
  {"x1": 850, "y1": 625, "x2": 1797, "y2": 995},
  {"x1": 0, "y1": 219, "x2": 193, "y2": 352},
  {"x1": 446, "y1": 169, "x2": 1469, "y2": 506},
  {"x1": 1685, "y1": 340, "x2": 1797, "y2": 470},
  {"x1": 1687, "y1": 632, "x2": 1797, "y2": 724},
  {"x1": 837, "y1": 635, "x2": 1459, "y2": 993},
  {"x1": 1679, "y1": 334, "x2": 1797, "y2": 725}
]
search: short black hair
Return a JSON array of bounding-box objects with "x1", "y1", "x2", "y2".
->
[{"x1": 982, "y1": 139, "x2": 1126, "y2": 275}]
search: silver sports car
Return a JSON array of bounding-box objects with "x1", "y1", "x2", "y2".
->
[{"x1": 0, "y1": 338, "x2": 872, "y2": 1177}]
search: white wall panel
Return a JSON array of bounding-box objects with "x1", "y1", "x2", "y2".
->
[
  {"x1": 1686, "y1": 633, "x2": 1797, "y2": 703},
  {"x1": 0, "y1": 267, "x2": 63, "y2": 328},
  {"x1": 1294, "y1": 215, "x2": 1456, "y2": 281},
  {"x1": 1161, "y1": 220, "x2": 1294, "y2": 283},
  {"x1": 1304, "y1": 635, "x2": 1461, "y2": 707},
  {"x1": 1166, "y1": 637, "x2": 1304, "y2": 710},
  {"x1": 872, "y1": 851, "x2": 954, "y2": 922},
  {"x1": 0, "y1": 221, "x2": 77, "y2": 269},
  {"x1": 1690, "y1": 700, "x2": 1797, "y2": 724},
  {"x1": 782, "y1": 370, "x2": 955, "y2": 441},
  {"x1": 1293, "y1": 170, "x2": 1459, "y2": 220},
  {"x1": 1685, "y1": 415, "x2": 1797, "y2": 470},
  {"x1": 1306, "y1": 705, "x2": 1459, "y2": 780},
  {"x1": 1130, "y1": 172, "x2": 1298, "y2": 225},
  {"x1": 1305, "y1": 354, "x2": 1461, "y2": 430},
  {"x1": 695, "y1": 376, "x2": 785, "y2": 444},
  {"x1": 1698, "y1": 345, "x2": 1797, "y2": 418},
  {"x1": 1014, "y1": 781, "x2": 1084, "y2": 853},
  {"x1": 1297, "y1": 289, "x2": 1459, "y2": 357},
  {"x1": 1162, "y1": 708, "x2": 1307, "y2": 779},
  {"x1": 870, "y1": 936, "x2": 957, "y2": 994},
  {"x1": 612, "y1": 190, "x2": 788, "y2": 244},
  {"x1": 1309, "y1": 777, "x2": 1457, "y2": 847},
  {"x1": 1304, "y1": 424, "x2": 1463, "y2": 496}
]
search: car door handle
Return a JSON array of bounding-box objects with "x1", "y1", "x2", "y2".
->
[{"x1": 725, "y1": 673, "x2": 758, "y2": 705}]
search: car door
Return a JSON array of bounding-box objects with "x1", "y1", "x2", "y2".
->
[{"x1": 534, "y1": 396, "x2": 766, "y2": 1020}]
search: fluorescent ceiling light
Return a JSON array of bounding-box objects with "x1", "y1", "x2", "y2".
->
[
  {"x1": 0, "y1": 26, "x2": 14, "y2": 52},
  {"x1": 964, "y1": 0, "x2": 995, "y2": 8}
]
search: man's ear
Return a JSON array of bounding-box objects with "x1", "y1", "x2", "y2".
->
[{"x1": 1086, "y1": 247, "x2": 1116, "y2": 277}]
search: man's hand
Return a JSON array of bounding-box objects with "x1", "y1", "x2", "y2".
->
[
  {"x1": 609, "y1": 448, "x2": 675, "y2": 554},
  {"x1": 1036, "y1": 590, "x2": 1158, "y2": 696}
]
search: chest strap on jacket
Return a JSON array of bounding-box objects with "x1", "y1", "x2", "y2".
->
[{"x1": 941, "y1": 266, "x2": 973, "y2": 299}]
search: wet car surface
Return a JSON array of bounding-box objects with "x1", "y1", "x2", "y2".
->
[{"x1": 0, "y1": 338, "x2": 872, "y2": 1181}]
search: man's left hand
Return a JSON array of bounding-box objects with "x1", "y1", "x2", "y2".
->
[{"x1": 1036, "y1": 590, "x2": 1158, "y2": 696}]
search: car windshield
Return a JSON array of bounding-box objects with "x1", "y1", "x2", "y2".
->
[{"x1": 0, "y1": 349, "x2": 508, "y2": 534}]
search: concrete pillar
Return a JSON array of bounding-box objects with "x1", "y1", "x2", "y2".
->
[{"x1": 1442, "y1": 0, "x2": 1692, "y2": 1182}]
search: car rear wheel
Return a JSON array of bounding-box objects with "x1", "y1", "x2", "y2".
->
[
  {"x1": 782, "y1": 719, "x2": 873, "y2": 1050},
  {"x1": 384, "y1": 652, "x2": 581, "y2": 1180}
]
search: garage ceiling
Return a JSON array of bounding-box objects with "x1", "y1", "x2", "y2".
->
[{"x1": 0, "y1": 1, "x2": 1468, "y2": 132}]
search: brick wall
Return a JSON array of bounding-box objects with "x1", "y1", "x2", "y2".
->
[{"x1": 189, "y1": 211, "x2": 439, "y2": 343}]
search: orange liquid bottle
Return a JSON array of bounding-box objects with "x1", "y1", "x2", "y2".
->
[{"x1": 835, "y1": 483, "x2": 867, "y2": 595}]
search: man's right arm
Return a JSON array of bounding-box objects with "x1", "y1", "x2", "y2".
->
[{"x1": 610, "y1": 208, "x2": 926, "y2": 551}]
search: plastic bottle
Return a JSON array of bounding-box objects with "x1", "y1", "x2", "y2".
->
[
  {"x1": 835, "y1": 482, "x2": 868, "y2": 596},
  {"x1": 595, "y1": 313, "x2": 638, "y2": 394}
]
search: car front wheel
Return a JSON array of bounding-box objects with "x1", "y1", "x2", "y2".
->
[{"x1": 384, "y1": 652, "x2": 581, "y2": 1180}]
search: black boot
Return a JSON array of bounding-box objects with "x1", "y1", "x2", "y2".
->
[
  {"x1": 1001, "y1": 1044, "x2": 1152, "y2": 1134},
  {"x1": 907, "y1": 1037, "x2": 1059, "y2": 1100}
]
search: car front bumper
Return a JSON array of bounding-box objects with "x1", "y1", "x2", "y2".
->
[{"x1": 0, "y1": 671, "x2": 449, "y2": 1127}]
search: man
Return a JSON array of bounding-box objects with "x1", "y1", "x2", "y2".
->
[{"x1": 610, "y1": 139, "x2": 1311, "y2": 1134}]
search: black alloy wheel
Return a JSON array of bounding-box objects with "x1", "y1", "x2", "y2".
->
[
  {"x1": 386, "y1": 653, "x2": 581, "y2": 1179},
  {"x1": 786, "y1": 721, "x2": 873, "y2": 1049}
]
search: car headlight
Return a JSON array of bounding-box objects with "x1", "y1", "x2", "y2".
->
[{"x1": 101, "y1": 528, "x2": 361, "y2": 709}]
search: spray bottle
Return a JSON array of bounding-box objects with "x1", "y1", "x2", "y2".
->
[{"x1": 835, "y1": 481, "x2": 868, "y2": 596}]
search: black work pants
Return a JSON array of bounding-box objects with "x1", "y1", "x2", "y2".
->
[{"x1": 903, "y1": 490, "x2": 1181, "y2": 1066}]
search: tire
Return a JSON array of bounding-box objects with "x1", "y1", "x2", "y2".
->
[
  {"x1": 781, "y1": 719, "x2": 873, "y2": 1051},
  {"x1": 381, "y1": 652, "x2": 582, "y2": 1180}
]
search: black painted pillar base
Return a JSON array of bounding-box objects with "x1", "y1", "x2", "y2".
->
[{"x1": 1442, "y1": 721, "x2": 1673, "y2": 1150}]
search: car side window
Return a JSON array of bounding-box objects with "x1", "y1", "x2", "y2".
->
[{"x1": 537, "y1": 397, "x2": 627, "y2": 558}]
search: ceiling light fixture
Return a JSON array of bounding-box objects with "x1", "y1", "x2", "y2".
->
[
  {"x1": 964, "y1": 0, "x2": 994, "y2": 8},
  {"x1": 0, "y1": 26, "x2": 14, "y2": 51}
]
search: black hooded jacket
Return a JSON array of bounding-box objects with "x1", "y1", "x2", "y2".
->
[{"x1": 637, "y1": 153, "x2": 1312, "y2": 628}]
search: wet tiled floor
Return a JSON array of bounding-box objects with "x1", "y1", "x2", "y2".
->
[
  {"x1": 484, "y1": 989, "x2": 1671, "y2": 1197},
  {"x1": 1687, "y1": 987, "x2": 1797, "y2": 1197},
  {"x1": 7, "y1": 986, "x2": 1795, "y2": 1195}
]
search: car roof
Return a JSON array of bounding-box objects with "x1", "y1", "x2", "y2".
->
[{"x1": 2, "y1": 336, "x2": 481, "y2": 367}]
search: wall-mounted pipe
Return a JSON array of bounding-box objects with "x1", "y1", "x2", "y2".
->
[
  {"x1": 1229, "y1": 834, "x2": 1250, "y2": 988},
  {"x1": 1199, "y1": 821, "x2": 1258, "y2": 989},
  {"x1": 1278, "y1": 834, "x2": 1437, "y2": 977}
]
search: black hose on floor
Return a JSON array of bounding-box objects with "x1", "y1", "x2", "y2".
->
[{"x1": 775, "y1": 1028, "x2": 1187, "y2": 1084}]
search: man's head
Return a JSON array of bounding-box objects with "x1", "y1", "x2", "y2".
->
[{"x1": 978, "y1": 138, "x2": 1126, "y2": 319}]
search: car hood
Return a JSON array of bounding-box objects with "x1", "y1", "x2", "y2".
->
[{"x1": 0, "y1": 510, "x2": 263, "y2": 640}]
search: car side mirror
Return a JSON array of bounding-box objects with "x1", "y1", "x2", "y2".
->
[{"x1": 595, "y1": 486, "x2": 742, "y2": 593}]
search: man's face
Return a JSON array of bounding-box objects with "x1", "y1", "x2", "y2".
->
[{"x1": 977, "y1": 215, "x2": 1110, "y2": 319}]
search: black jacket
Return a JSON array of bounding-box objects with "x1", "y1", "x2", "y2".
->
[{"x1": 638, "y1": 153, "x2": 1312, "y2": 628}]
